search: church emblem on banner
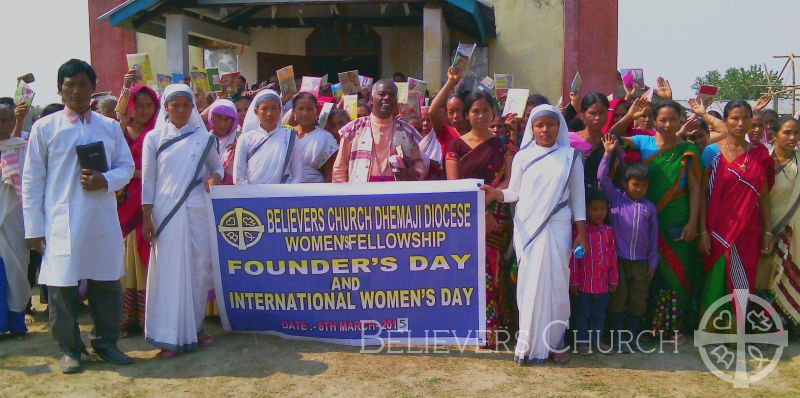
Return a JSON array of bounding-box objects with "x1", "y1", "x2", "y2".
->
[{"x1": 218, "y1": 207, "x2": 265, "y2": 250}]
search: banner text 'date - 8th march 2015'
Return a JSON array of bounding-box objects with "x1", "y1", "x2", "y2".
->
[{"x1": 207, "y1": 180, "x2": 486, "y2": 346}]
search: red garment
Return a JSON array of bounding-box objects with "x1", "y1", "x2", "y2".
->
[
  {"x1": 117, "y1": 85, "x2": 160, "y2": 265},
  {"x1": 601, "y1": 98, "x2": 655, "y2": 163},
  {"x1": 622, "y1": 129, "x2": 655, "y2": 163},
  {"x1": 704, "y1": 144, "x2": 774, "y2": 292},
  {"x1": 445, "y1": 136, "x2": 506, "y2": 185},
  {"x1": 602, "y1": 98, "x2": 629, "y2": 135},
  {"x1": 435, "y1": 124, "x2": 460, "y2": 160},
  {"x1": 220, "y1": 138, "x2": 237, "y2": 185},
  {"x1": 570, "y1": 224, "x2": 619, "y2": 293}
]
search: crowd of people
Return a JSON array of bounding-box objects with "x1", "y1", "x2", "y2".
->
[{"x1": 0, "y1": 57, "x2": 798, "y2": 373}]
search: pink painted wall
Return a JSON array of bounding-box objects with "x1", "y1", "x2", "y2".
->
[
  {"x1": 562, "y1": 0, "x2": 618, "y2": 100},
  {"x1": 88, "y1": 0, "x2": 137, "y2": 94}
]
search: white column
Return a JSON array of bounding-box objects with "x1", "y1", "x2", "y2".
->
[
  {"x1": 166, "y1": 13, "x2": 190, "y2": 75},
  {"x1": 423, "y1": 6, "x2": 446, "y2": 92}
]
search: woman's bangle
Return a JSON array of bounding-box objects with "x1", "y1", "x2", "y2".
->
[{"x1": 699, "y1": 231, "x2": 708, "y2": 236}]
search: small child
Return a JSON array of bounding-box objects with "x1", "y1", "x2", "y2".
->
[
  {"x1": 570, "y1": 189, "x2": 618, "y2": 355},
  {"x1": 598, "y1": 136, "x2": 659, "y2": 352}
]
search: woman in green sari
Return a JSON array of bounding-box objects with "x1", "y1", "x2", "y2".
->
[{"x1": 611, "y1": 98, "x2": 702, "y2": 343}]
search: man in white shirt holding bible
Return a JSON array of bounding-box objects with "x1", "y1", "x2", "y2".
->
[{"x1": 22, "y1": 59, "x2": 135, "y2": 374}]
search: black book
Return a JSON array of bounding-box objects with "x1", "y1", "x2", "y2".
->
[{"x1": 75, "y1": 141, "x2": 109, "y2": 173}]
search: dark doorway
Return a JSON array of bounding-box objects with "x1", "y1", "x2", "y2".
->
[{"x1": 307, "y1": 26, "x2": 381, "y2": 80}]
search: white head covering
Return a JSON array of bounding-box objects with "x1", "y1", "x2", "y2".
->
[
  {"x1": 520, "y1": 104, "x2": 570, "y2": 150},
  {"x1": 241, "y1": 89, "x2": 283, "y2": 133},
  {"x1": 154, "y1": 84, "x2": 207, "y2": 133},
  {"x1": 418, "y1": 131, "x2": 441, "y2": 171}
]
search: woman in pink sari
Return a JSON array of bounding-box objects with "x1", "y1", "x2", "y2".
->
[{"x1": 116, "y1": 84, "x2": 159, "y2": 335}]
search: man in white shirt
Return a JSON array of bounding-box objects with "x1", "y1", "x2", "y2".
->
[{"x1": 22, "y1": 59, "x2": 135, "y2": 374}]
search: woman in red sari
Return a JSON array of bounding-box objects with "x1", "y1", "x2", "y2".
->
[
  {"x1": 446, "y1": 91, "x2": 515, "y2": 347},
  {"x1": 116, "y1": 82, "x2": 159, "y2": 335},
  {"x1": 696, "y1": 99, "x2": 774, "y2": 319}
]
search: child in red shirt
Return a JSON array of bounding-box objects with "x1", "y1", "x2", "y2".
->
[{"x1": 570, "y1": 189, "x2": 619, "y2": 355}]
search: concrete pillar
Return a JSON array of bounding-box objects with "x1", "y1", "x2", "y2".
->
[
  {"x1": 562, "y1": 0, "x2": 618, "y2": 100},
  {"x1": 88, "y1": 0, "x2": 137, "y2": 94},
  {"x1": 166, "y1": 13, "x2": 190, "y2": 75},
  {"x1": 423, "y1": 6, "x2": 446, "y2": 92}
]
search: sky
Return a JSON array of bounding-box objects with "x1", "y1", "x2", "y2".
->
[
  {"x1": 0, "y1": 0, "x2": 89, "y2": 105},
  {"x1": 1, "y1": 0, "x2": 799, "y2": 104},
  {"x1": 618, "y1": 0, "x2": 800, "y2": 99}
]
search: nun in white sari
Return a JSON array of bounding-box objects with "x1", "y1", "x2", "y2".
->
[
  {"x1": 483, "y1": 104, "x2": 586, "y2": 365},
  {"x1": 141, "y1": 84, "x2": 223, "y2": 355},
  {"x1": 233, "y1": 89, "x2": 303, "y2": 184}
]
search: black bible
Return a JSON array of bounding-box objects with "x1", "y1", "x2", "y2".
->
[{"x1": 75, "y1": 141, "x2": 109, "y2": 173}]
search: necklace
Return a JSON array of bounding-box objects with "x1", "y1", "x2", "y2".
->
[
  {"x1": 724, "y1": 141, "x2": 749, "y2": 172},
  {"x1": 657, "y1": 138, "x2": 679, "y2": 162}
]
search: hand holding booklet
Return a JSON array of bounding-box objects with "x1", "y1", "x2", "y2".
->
[
  {"x1": 451, "y1": 43, "x2": 477, "y2": 76},
  {"x1": 75, "y1": 142, "x2": 109, "y2": 173},
  {"x1": 502, "y1": 88, "x2": 529, "y2": 117}
]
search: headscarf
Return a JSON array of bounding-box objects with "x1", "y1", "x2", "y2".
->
[
  {"x1": 126, "y1": 84, "x2": 160, "y2": 134},
  {"x1": 207, "y1": 99, "x2": 239, "y2": 137},
  {"x1": 521, "y1": 104, "x2": 570, "y2": 150},
  {"x1": 602, "y1": 98, "x2": 631, "y2": 135},
  {"x1": 241, "y1": 89, "x2": 283, "y2": 133},
  {"x1": 154, "y1": 84, "x2": 206, "y2": 133}
]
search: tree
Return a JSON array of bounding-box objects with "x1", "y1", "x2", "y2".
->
[{"x1": 692, "y1": 65, "x2": 782, "y2": 100}]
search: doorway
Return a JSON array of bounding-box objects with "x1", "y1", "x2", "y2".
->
[{"x1": 307, "y1": 26, "x2": 381, "y2": 81}]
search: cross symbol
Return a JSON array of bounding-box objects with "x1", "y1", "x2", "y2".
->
[
  {"x1": 218, "y1": 208, "x2": 265, "y2": 250},
  {"x1": 694, "y1": 289, "x2": 789, "y2": 388}
]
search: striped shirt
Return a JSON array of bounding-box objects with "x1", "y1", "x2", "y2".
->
[{"x1": 570, "y1": 224, "x2": 619, "y2": 293}]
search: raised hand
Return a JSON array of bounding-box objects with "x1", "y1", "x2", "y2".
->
[
  {"x1": 655, "y1": 77, "x2": 672, "y2": 99},
  {"x1": 677, "y1": 116, "x2": 699, "y2": 138},
  {"x1": 14, "y1": 102, "x2": 29, "y2": 123},
  {"x1": 123, "y1": 70, "x2": 137, "y2": 89},
  {"x1": 447, "y1": 67, "x2": 462, "y2": 84},
  {"x1": 687, "y1": 97, "x2": 707, "y2": 116},
  {"x1": 628, "y1": 95, "x2": 650, "y2": 119},
  {"x1": 601, "y1": 135, "x2": 617, "y2": 155},
  {"x1": 753, "y1": 93, "x2": 772, "y2": 111}
]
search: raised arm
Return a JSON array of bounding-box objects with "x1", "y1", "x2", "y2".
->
[
  {"x1": 429, "y1": 67, "x2": 461, "y2": 135},
  {"x1": 688, "y1": 97, "x2": 728, "y2": 144},
  {"x1": 608, "y1": 96, "x2": 649, "y2": 137},
  {"x1": 12, "y1": 102, "x2": 29, "y2": 138},
  {"x1": 597, "y1": 136, "x2": 621, "y2": 204}
]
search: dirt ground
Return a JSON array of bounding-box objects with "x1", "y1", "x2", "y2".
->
[{"x1": 2, "y1": 298, "x2": 800, "y2": 398}]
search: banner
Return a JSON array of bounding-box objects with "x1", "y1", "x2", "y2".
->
[{"x1": 208, "y1": 180, "x2": 486, "y2": 346}]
